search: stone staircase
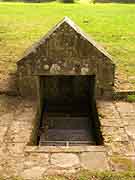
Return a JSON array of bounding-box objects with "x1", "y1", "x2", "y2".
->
[{"x1": 39, "y1": 116, "x2": 96, "y2": 146}]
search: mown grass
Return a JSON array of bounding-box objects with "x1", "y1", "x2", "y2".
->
[{"x1": 0, "y1": 2, "x2": 135, "y2": 88}]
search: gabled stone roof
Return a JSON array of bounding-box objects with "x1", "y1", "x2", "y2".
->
[{"x1": 17, "y1": 17, "x2": 114, "y2": 64}]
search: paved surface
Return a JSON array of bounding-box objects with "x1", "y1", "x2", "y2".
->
[
  {"x1": 0, "y1": 95, "x2": 135, "y2": 178},
  {"x1": 97, "y1": 100, "x2": 135, "y2": 171}
]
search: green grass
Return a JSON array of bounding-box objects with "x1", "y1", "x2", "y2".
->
[
  {"x1": 1, "y1": 170, "x2": 135, "y2": 180},
  {"x1": 127, "y1": 94, "x2": 135, "y2": 102},
  {"x1": 0, "y1": 2, "x2": 135, "y2": 89}
]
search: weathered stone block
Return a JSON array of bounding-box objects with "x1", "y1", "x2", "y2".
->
[
  {"x1": 6, "y1": 143, "x2": 26, "y2": 156},
  {"x1": 125, "y1": 126, "x2": 135, "y2": 141},
  {"x1": 110, "y1": 141, "x2": 135, "y2": 156},
  {"x1": 0, "y1": 127, "x2": 8, "y2": 143},
  {"x1": 51, "y1": 153, "x2": 80, "y2": 168},
  {"x1": 80, "y1": 151, "x2": 109, "y2": 170},
  {"x1": 24, "y1": 153, "x2": 49, "y2": 168},
  {"x1": 0, "y1": 113, "x2": 13, "y2": 126},
  {"x1": 102, "y1": 127, "x2": 129, "y2": 142},
  {"x1": 115, "y1": 102, "x2": 135, "y2": 117},
  {"x1": 7, "y1": 121, "x2": 32, "y2": 143},
  {"x1": 109, "y1": 155, "x2": 135, "y2": 171},
  {"x1": 21, "y1": 166, "x2": 46, "y2": 180}
]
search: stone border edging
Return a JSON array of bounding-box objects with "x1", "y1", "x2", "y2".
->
[
  {"x1": 25, "y1": 145, "x2": 106, "y2": 153},
  {"x1": 113, "y1": 90, "x2": 135, "y2": 100}
]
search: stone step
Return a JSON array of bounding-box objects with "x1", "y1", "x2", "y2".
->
[
  {"x1": 47, "y1": 113, "x2": 89, "y2": 117},
  {"x1": 39, "y1": 129, "x2": 95, "y2": 146},
  {"x1": 47, "y1": 116, "x2": 89, "y2": 121},
  {"x1": 44, "y1": 103, "x2": 90, "y2": 113},
  {"x1": 41, "y1": 116, "x2": 92, "y2": 129},
  {"x1": 40, "y1": 141, "x2": 95, "y2": 146}
]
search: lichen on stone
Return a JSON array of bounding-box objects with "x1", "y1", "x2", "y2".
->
[{"x1": 50, "y1": 64, "x2": 61, "y2": 74}]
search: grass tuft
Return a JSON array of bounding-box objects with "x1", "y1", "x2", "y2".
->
[{"x1": 127, "y1": 95, "x2": 135, "y2": 102}]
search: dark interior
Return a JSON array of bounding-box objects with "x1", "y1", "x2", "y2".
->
[{"x1": 36, "y1": 75, "x2": 103, "y2": 146}]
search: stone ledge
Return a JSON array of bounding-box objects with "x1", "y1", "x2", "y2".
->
[{"x1": 25, "y1": 145, "x2": 106, "y2": 153}]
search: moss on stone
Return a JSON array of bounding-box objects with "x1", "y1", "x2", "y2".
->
[{"x1": 111, "y1": 156, "x2": 134, "y2": 170}]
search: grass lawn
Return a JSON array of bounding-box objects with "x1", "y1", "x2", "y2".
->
[{"x1": 0, "y1": 2, "x2": 135, "y2": 89}]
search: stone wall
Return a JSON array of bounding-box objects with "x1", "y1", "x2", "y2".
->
[{"x1": 17, "y1": 18, "x2": 115, "y2": 99}]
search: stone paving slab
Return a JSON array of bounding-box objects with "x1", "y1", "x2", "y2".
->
[
  {"x1": 7, "y1": 121, "x2": 32, "y2": 143},
  {"x1": 6, "y1": 143, "x2": 26, "y2": 156},
  {"x1": 0, "y1": 127, "x2": 8, "y2": 143},
  {"x1": 102, "y1": 126, "x2": 129, "y2": 142},
  {"x1": 108, "y1": 141, "x2": 135, "y2": 156},
  {"x1": 24, "y1": 153, "x2": 49, "y2": 169},
  {"x1": 51, "y1": 153, "x2": 80, "y2": 168},
  {"x1": 125, "y1": 126, "x2": 135, "y2": 141},
  {"x1": 97, "y1": 102, "x2": 120, "y2": 120},
  {"x1": 21, "y1": 166, "x2": 47, "y2": 180},
  {"x1": 115, "y1": 102, "x2": 135, "y2": 115},
  {"x1": 99, "y1": 118, "x2": 123, "y2": 127},
  {"x1": 0, "y1": 113, "x2": 14, "y2": 126},
  {"x1": 80, "y1": 151, "x2": 109, "y2": 170}
]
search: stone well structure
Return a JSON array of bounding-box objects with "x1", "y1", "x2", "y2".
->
[
  {"x1": 1, "y1": 17, "x2": 135, "y2": 179},
  {"x1": 17, "y1": 17, "x2": 115, "y2": 99},
  {"x1": 12, "y1": 17, "x2": 118, "y2": 175},
  {"x1": 16, "y1": 17, "x2": 116, "y2": 148}
]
